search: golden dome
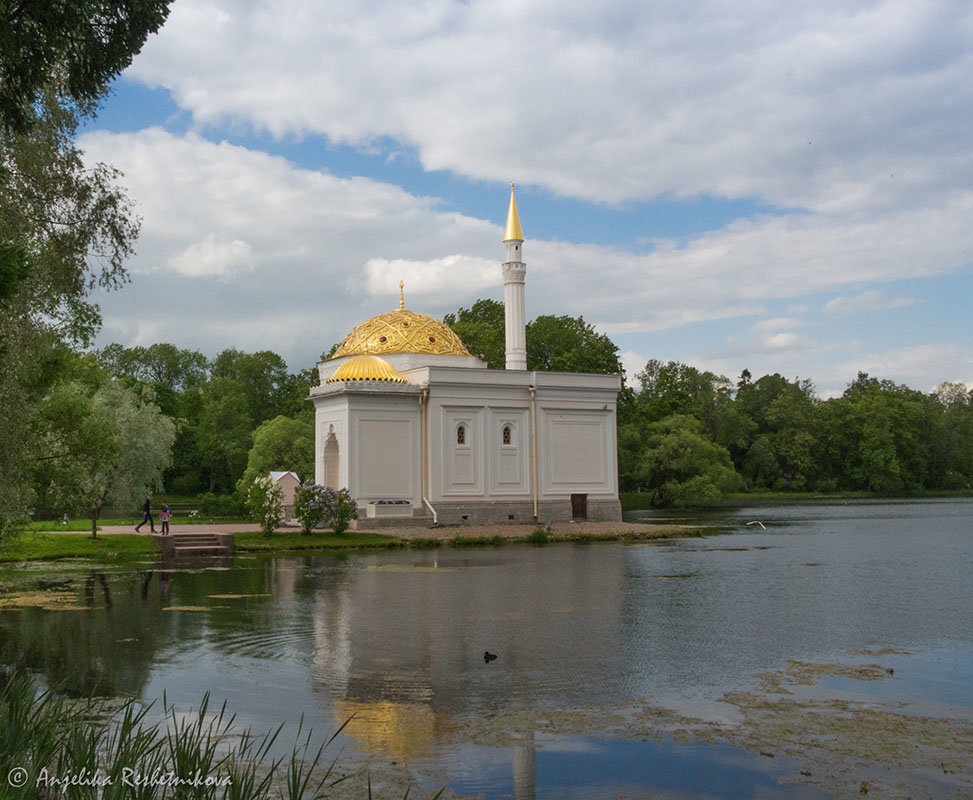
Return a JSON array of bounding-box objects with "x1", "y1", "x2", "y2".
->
[
  {"x1": 326, "y1": 354, "x2": 407, "y2": 383},
  {"x1": 332, "y1": 308, "x2": 472, "y2": 358}
]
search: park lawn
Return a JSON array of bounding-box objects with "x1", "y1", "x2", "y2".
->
[
  {"x1": 28, "y1": 517, "x2": 252, "y2": 532},
  {"x1": 0, "y1": 532, "x2": 158, "y2": 562},
  {"x1": 234, "y1": 530, "x2": 402, "y2": 552},
  {"x1": 27, "y1": 519, "x2": 145, "y2": 532}
]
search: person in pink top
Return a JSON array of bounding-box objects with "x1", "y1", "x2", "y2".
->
[{"x1": 160, "y1": 504, "x2": 171, "y2": 535}]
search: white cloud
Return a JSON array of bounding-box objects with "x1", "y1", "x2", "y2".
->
[
  {"x1": 168, "y1": 234, "x2": 254, "y2": 278},
  {"x1": 362, "y1": 255, "x2": 497, "y2": 306},
  {"x1": 762, "y1": 332, "x2": 817, "y2": 352},
  {"x1": 126, "y1": 0, "x2": 973, "y2": 212},
  {"x1": 823, "y1": 289, "x2": 918, "y2": 314},
  {"x1": 78, "y1": 128, "x2": 973, "y2": 392},
  {"x1": 619, "y1": 350, "x2": 648, "y2": 383},
  {"x1": 829, "y1": 344, "x2": 973, "y2": 391}
]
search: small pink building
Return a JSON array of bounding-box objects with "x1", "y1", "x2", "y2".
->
[{"x1": 268, "y1": 471, "x2": 300, "y2": 509}]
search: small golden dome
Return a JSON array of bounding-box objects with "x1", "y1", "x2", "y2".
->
[
  {"x1": 326, "y1": 354, "x2": 407, "y2": 383},
  {"x1": 332, "y1": 308, "x2": 472, "y2": 358}
]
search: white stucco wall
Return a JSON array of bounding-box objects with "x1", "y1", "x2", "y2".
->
[{"x1": 310, "y1": 366, "x2": 620, "y2": 515}]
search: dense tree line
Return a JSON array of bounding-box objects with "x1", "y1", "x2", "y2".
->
[
  {"x1": 97, "y1": 343, "x2": 316, "y2": 495},
  {"x1": 91, "y1": 309, "x2": 973, "y2": 509},
  {"x1": 618, "y1": 362, "x2": 973, "y2": 503},
  {"x1": 10, "y1": 306, "x2": 972, "y2": 531}
]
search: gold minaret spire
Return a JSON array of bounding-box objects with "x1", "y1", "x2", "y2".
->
[
  {"x1": 504, "y1": 182, "x2": 524, "y2": 241},
  {"x1": 399, "y1": 280, "x2": 404, "y2": 311}
]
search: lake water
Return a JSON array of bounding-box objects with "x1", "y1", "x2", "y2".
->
[{"x1": 2, "y1": 499, "x2": 971, "y2": 798}]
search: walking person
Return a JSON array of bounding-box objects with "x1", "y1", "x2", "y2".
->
[
  {"x1": 135, "y1": 494, "x2": 155, "y2": 533},
  {"x1": 160, "y1": 503, "x2": 171, "y2": 535}
]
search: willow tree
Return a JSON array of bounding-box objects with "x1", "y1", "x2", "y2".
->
[{"x1": 38, "y1": 381, "x2": 175, "y2": 538}]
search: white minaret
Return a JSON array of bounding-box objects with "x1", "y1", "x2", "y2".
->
[{"x1": 503, "y1": 183, "x2": 527, "y2": 370}]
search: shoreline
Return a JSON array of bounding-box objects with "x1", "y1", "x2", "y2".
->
[{"x1": 2, "y1": 521, "x2": 703, "y2": 564}]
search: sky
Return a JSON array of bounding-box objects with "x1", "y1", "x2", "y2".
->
[{"x1": 79, "y1": 0, "x2": 973, "y2": 397}]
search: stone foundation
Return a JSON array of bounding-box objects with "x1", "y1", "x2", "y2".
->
[
  {"x1": 429, "y1": 498, "x2": 622, "y2": 526},
  {"x1": 350, "y1": 497, "x2": 622, "y2": 529}
]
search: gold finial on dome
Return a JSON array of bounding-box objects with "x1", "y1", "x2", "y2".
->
[
  {"x1": 399, "y1": 280, "x2": 404, "y2": 311},
  {"x1": 326, "y1": 354, "x2": 406, "y2": 383},
  {"x1": 504, "y1": 182, "x2": 523, "y2": 242}
]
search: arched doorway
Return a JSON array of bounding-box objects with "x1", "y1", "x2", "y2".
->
[{"x1": 324, "y1": 430, "x2": 340, "y2": 489}]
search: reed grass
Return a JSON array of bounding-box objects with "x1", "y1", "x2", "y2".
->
[{"x1": 0, "y1": 669, "x2": 440, "y2": 799}]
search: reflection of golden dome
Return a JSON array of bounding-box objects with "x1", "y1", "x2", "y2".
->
[
  {"x1": 332, "y1": 308, "x2": 471, "y2": 358},
  {"x1": 326, "y1": 354, "x2": 407, "y2": 383},
  {"x1": 335, "y1": 699, "x2": 437, "y2": 761}
]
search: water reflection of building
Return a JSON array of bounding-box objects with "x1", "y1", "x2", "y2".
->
[{"x1": 299, "y1": 546, "x2": 626, "y2": 797}]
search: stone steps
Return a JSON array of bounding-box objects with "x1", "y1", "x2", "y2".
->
[{"x1": 152, "y1": 532, "x2": 234, "y2": 558}]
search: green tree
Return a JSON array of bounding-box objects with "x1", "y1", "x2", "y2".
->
[
  {"x1": 635, "y1": 415, "x2": 740, "y2": 507},
  {"x1": 211, "y1": 348, "x2": 292, "y2": 425},
  {"x1": 735, "y1": 373, "x2": 818, "y2": 487},
  {"x1": 37, "y1": 381, "x2": 175, "y2": 537},
  {"x1": 443, "y1": 299, "x2": 506, "y2": 368},
  {"x1": 443, "y1": 299, "x2": 623, "y2": 374},
  {"x1": 527, "y1": 314, "x2": 622, "y2": 374},
  {"x1": 194, "y1": 378, "x2": 253, "y2": 493},
  {"x1": 236, "y1": 415, "x2": 314, "y2": 494},
  {"x1": 743, "y1": 435, "x2": 782, "y2": 489},
  {"x1": 100, "y1": 342, "x2": 209, "y2": 391},
  {"x1": 0, "y1": 92, "x2": 140, "y2": 538},
  {"x1": 274, "y1": 366, "x2": 318, "y2": 419},
  {"x1": 0, "y1": 0, "x2": 171, "y2": 133},
  {"x1": 929, "y1": 382, "x2": 973, "y2": 489},
  {"x1": 814, "y1": 372, "x2": 930, "y2": 493}
]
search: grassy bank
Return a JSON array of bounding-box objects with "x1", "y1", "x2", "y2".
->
[
  {"x1": 620, "y1": 488, "x2": 973, "y2": 511},
  {"x1": 234, "y1": 531, "x2": 402, "y2": 552},
  {"x1": 0, "y1": 532, "x2": 159, "y2": 562},
  {"x1": 2, "y1": 525, "x2": 702, "y2": 563},
  {"x1": 438, "y1": 527, "x2": 708, "y2": 548},
  {"x1": 0, "y1": 530, "x2": 403, "y2": 563}
]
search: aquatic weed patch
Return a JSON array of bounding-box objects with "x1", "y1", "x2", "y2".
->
[{"x1": 629, "y1": 655, "x2": 973, "y2": 798}]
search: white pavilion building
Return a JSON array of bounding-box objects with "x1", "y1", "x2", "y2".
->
[{"x1": 309, "y1": 187, "x2": 622, "y2": 526}]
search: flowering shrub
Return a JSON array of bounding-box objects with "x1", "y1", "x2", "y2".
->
[
  {"x1": 246, "y1": 477, "x2": 284, "y2": 535},
  {"x1": 324, "y1": 487, "x2": 358, "y2": 534},
  {"x1": 294, "y1": 483, "x2": 358, "y2": 535},
  {"x1": 294, "y1": 482, "x2": 325, "y2": 534}
]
